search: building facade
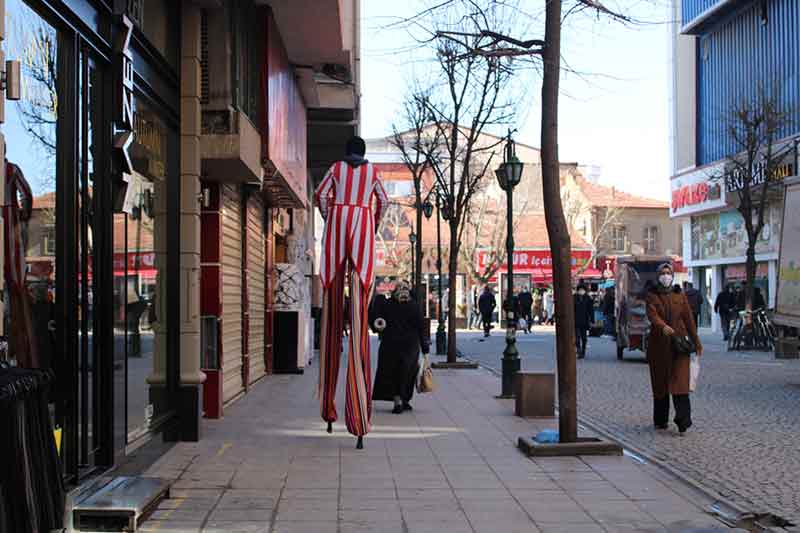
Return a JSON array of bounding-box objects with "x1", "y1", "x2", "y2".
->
[
  {"x1": 0, "y1": 0, "x2": 358, "y2": 505},
  {"x1": 669, "y1": 0, "x2": 800, "y2": 331}
]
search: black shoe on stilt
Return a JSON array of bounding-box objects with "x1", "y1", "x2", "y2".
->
[
  {"x1": 392, "y1": 404, "x2": 404, "y2": 414},
  {"x1": 403, "y1": 403, "x2": 413, "y2": 412},
  {"x1": 327, "y1": 422, "x2": 333, "y2": 434},
  {"x1": 356, "y1": 436, "x2": 363, "y2": 449}
]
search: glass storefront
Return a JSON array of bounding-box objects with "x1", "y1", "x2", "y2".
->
[
  {"x1": 2, "y1": 0, "x2": 181, "y2": 480},
  {"x1": 114, "y1": 97, "x2": 175, "y2": 444}
]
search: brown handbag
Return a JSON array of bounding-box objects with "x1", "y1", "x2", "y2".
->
[{"x1": 417, "y1": 355, "x2": 436, "y2": 393}]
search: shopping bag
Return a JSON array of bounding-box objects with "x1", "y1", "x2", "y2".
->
[
  {"x1": 417, "y1": 354, "x2": 436, "y2": 393},
  {"x1": 689, "y1": 355, "x2": 700, "y2": 392},
  {"x1": 517, "y1": 318, "x2": 528, "y2": 330}
]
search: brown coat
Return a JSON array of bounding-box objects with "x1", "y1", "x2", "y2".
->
[{"x1": 645, "y1": 288, "x2": 702, "y2": 398}]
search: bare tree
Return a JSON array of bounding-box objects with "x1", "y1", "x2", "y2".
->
[
  {"x1": 376, "y1": 202, "x2": 414, "y2": 280},
  {"x1": 8, "y1": 9, "x2": 59, "y2": 188},
  {"x1": 419, "y1": 8, "x2": 517, "y2": 364},
  {"x1": 390, "y1": 90, "x2": 443, "y2": 312},
  {"x1": 715, "y1": 92, "x2": 795, "y2": 312},
  {"x1": 562, "y1": 188, "x2": 625, "y2": 276}
]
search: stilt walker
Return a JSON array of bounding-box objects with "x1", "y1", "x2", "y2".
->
[{"x1": 315, "y1": 137, "x2": 387, "y2": 449}]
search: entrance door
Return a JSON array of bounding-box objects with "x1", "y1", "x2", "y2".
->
[{"x1": 4, "y1": 0, "x2": 112, "y2": 482}]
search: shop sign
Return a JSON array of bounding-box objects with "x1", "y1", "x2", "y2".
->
[
  {"x1": 670, "y1": 167, "x2": 727, "y2": 218},
  {"x1": 113, "y1": 252, "x2": 156, "y2": 272},
  {"x1": 112, "y1": 15, "x2": 136, "y2": 214},
  {"x1": 476, "y1": 249, "x2": 592, "y2": 271},
  {"x1": 725, "y1": 148, "x2": 797, "y2": 193}
]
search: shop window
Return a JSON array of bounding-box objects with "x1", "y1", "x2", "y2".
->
[
  {"x1": 229, "y1": 1, "x2": 264, "y2": 127},
  {"x1": 611, "y1": 225, "x2": 628, "y2": 252},
  {"x1": 43, "y1": 228, "x2": 56, "y2": 256},
  {"x1": 131, "y1": 0, "x2": 179, "y2": 69},
  {"x1": 643, "y1": 226, "x2": 659, "y2": 253}
]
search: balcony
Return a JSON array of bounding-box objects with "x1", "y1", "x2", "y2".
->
[{"x1": 200, "y1": 110, "x2": 262, "y2": 185}]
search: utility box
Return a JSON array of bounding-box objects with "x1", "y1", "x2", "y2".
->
[{"x1": 514, "y1": 372, "x2": 555, "y2": 418}]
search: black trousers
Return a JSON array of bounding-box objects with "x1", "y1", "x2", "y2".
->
[
  {"x1": 720, "y1": 312, "x2": 731, "y2": 339},
  {"x1": 482, "y1": 314, "x2": 493, "y2": 336},
  {"x1": 654, "y1": 394, "x2": 691, "y2": 429},
  {"x1": 575, "y1": 327, "x2": 588, "y2": 355}
]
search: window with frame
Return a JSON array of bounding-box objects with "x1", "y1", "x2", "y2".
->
[
  {"x1": 43, "y1": 227, "x2": 56, "y2": 256},
  {"x1": 611, "y1": 225, "x2": 627, "y2": 252},
  {"x1": 643, "y1": 226, "x2": 659, "y2": 253}
]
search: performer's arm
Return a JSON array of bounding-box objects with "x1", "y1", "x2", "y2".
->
[{"x1": 314, "y1": 166, "x2": 335, "y2": 220}]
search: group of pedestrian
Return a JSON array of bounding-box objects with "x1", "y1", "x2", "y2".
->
[{"x1": 713, "y1": 282, "x2": 766, "y2": 340}]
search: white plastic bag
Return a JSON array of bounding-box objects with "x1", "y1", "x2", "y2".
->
[
  {"x1": 518, "y1": 318, "x2": 528, "y2": 330},
  {"x1": 689, "y1": 355, "x2": 700, "y2": 392}
]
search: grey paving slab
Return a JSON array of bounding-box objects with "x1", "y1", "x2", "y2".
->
[{"x1": 133, "y1": 336, "x2": 732, "y2": 533}]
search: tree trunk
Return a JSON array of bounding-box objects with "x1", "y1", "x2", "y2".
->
[
  {"x1": 447, "y1": 223, "x2": 459, "y2": 363},
  {"x1": 541, "y1": 0, "x2": 578, "y2": 443},
  {"x1": 415, "y1": 185, "x2": 424, "y2": 316},
  {"x1": 745, "y1": 240, "x2": 756, "y2": 314}
]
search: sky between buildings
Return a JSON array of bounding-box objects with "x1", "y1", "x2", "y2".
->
[{"x1": 360, "y1": 0, "x2": 673, "y2": 202}]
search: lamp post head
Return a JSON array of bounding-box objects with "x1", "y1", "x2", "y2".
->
[
  {"x1": 506, "y1": 155, "x2": 524, "y2": 188},
  {"x1": 495, "y1": 165, "x2": 508, "y2": 191},
  {"x1": 423, "y1": 199, "x2": 434, "y2": 219}
]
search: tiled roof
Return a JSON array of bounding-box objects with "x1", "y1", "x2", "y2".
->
[{"x1": 568, "y1": 175, "x2": 668, "y2": 209}]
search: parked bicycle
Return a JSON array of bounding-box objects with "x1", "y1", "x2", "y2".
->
[{"x1": 727, "y1": 308, "x2": 776, "y2": 351}]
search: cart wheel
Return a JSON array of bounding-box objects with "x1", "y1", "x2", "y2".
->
[{"x1": 617, "y1": 345, "x2": 624, "y2": 360}]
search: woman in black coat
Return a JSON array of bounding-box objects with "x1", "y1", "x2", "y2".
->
[{"x1": 370, "y1": 281, "x2": 430, "y2": 413}]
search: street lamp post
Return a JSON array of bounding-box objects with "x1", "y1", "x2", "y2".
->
[
  {"x1": 409, "y1": 232, "x2": 417, "y2": 289},
  {"x1": 495, "y1": 132, "x2": 525, "y2": 398},
  {"x1": 436, "y1": 193, "x2": 449, "y2": 355}
]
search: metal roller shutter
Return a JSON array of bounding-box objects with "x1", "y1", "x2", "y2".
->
[
  {"x1": 247, "y1": 194, "x2": 266, "y2": 383},
  {"x1": 221, "y1": 184, "x2": 244, "y2": 403}
]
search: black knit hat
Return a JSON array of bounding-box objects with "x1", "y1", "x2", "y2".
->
[{"x1": 345, "y1": 136, "x2": 366, "y2": 157}]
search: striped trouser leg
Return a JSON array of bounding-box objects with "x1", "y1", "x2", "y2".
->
[
  {"x1": 319, "y1": 267, "x2": 345, "y2": 424},
  {"x1": 344, "y1": 268, "x2": 373, "y2": 437}
]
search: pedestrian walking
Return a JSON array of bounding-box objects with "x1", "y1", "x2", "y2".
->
[
  {"x1": 544, "y1": 289, "x2": 555, "y2": 325},
  {"x1": 753, "y1": 287, "x2": 766, "y2": 310},
  {"x1": 714, "y1": 285, "x2": 735, "y2": 341},
  {"x1": 684, "y1": 282, "x2": 702, "y2": 327},
  {"x1": 645, "y1": 263, "x2": 703, "y2": 435},
  {"x1": 370, "y1": 281, "x2": 430, "y2": 414},
  {"x1": 532, "y1": 287, "x2": 543, "y2": 324},
  {"x1": 573, "y1": 283, "x2": 593, "y2": 359},
  {"x1": 602, "y1": 286, "x2": 616, "y2": 338},
  {"x1": 478, "y1": 286, "x2": 496, "y2": 338},
  {"x1": 518, "y1": 287, "x2": 533, "y2": 333}
]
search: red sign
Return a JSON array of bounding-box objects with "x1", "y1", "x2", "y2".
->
[
  {"x1": 113, "y1": 252, "x2": 155, "y2": 271},
  {"x1": 671, "y1": 182, "x2": 722, "y2": 212},
  {"x1": 477, "y1": 249, "x2": 592, "y2": 271}
]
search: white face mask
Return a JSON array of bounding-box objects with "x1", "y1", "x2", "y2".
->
[
  {"x1": 659, "y1": 274, "x2": 673, "y2": 288},
  {"x1": 577, "y1": 289, "x2": 586, "y2": 296}
]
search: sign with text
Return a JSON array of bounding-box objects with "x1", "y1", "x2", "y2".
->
[
  {"x1": 476, "y1": 249, "x2": 592, "y2": 272},
  {"x1": 670, "y1": 165, "x2": 727, "y2": 218}
]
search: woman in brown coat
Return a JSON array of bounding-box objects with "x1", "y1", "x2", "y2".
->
[{"x1": 645, "y1": 263, "x2": 703, "y2": 434}]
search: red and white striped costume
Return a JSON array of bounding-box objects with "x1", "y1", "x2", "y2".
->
[
  {"x1": 3, "y1": 161, "x2": 39, "y2": 368},
  {"x1": 315, "y1": 160, "x2": 387, "y2": 439}
]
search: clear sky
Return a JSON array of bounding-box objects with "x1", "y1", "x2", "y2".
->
[{"x1": 360, "y1": 0, "x2": 673, "y2": 201}]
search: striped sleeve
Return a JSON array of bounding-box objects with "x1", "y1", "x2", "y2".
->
[
  {"x1": 314, "y1": 165, "x2": 336, "y2": 219},
  {"x1": 373, "y1": 169, "x2": 388, "y2": 230}
]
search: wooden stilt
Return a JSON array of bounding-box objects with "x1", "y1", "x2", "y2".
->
[
  {"x1": 356, "y1": 436, "x2": 363, "y2": 449},
  {"x1": 327, "y1": 422, "x2": 333, "y2": 434}
]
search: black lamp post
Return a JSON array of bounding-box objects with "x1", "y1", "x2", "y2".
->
[
  {"x1": 496, "y1": 132, "x2": 525, "y2": 398},
  {"x1": 425, "y1": 192, "x2": 448, "y2": 355},
  {"x1": 409, "y1": 232, "x2": 417, "y2": 289}
]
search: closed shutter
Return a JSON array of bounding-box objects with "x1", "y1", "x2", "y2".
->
[
  {"x1": 221, "y1": 184, "x2": 244, "y2": 403},
  {"x1": 247, "y1": 194, "x2": 266, "y2": 383}
]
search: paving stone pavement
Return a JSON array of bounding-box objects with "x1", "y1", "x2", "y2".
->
[
  {"x1": 463, "y1": 325, "x2": 800, "y2": 528},
  {"x1": 129, "y1": 339, "x2": 732, "y2": 533}
]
